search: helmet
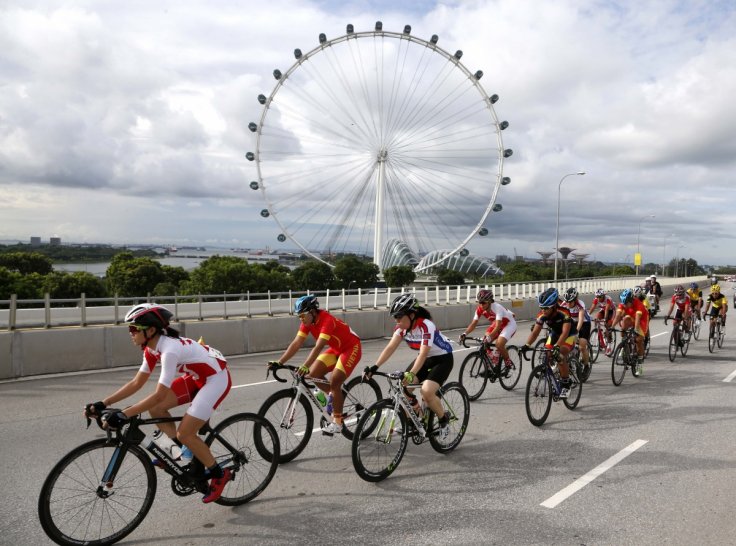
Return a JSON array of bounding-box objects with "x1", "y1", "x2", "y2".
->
[
  {"x1": 294, "y1": 294, "x2": 319, "y2": 314},
  {"x1": 650, "y1": 275, "x2": 657, "y2": 280},
  {"x1": 674, "y1": 285, "x2": 685, "y2": 296},
  {"x1": 633, "y1": 286, "x2": 644, "y2": 298},
  {"x1": 620, "y1": 289, "x2": 634, "y2": 304},
  {"x1": 689, "y1": 282, "x2": 698, "y2": 290},
  {"x1": 538, "y1": 288, "x2": 559, "y2": 308},
  {"x1": 712, "y1": 284, "x2": 721, "y2": 293},
  {"x1": 563, "y1": 287, "x2": 578, "y2": 303},
  {"x1": 595, "y1": 288, "x2": 606, "y2": 298},
  {"x1": 390, "y1": 293, "x2": 417, "y2": 317},
  {"x1": 476, "y1": 289, "x2": 494, "y2": 303},
  {"x1": 124, "y1": 304, "x2": 173, "y2": 330}
]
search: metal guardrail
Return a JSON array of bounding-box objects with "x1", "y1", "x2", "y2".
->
[{"x1": 0, "y1": 276, "x2": 698, "y2": 330}]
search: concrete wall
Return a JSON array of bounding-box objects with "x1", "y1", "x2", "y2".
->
[{"x1": 0, "y1": 284, "x2": 677, "y2": 380}]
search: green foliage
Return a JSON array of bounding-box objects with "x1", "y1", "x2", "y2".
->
[
  {"x1": 383, "y1": 265, "x2": 416, "y2": 288},
  {"x1": 0, "y1": 243, "x2": 159, "y2": 262},
  {"x1": 436, "y1": 268, "x2": 466, "y2": 285},
  {"x1": 333, "y1": 256, "x2": 379, "y2": 288},
  {"x1": 181, "y1": 255, "x2": 252, "y2": 294},
  {"x1": 0, "y1": 252, "x2": 53, "y2": 274},
  {"x1": 106, "y1": 252, "x2": 166, "y2": 297},
  {"x1": 42, "y1": 271, "x2": 107, "y2": 299},
  {"x1": 291, "y1": 261, "x2": 335, "y2": 290}
]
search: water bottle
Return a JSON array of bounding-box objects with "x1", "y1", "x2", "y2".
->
[
  {"x1": 490, "y1": 350, "x2": 500, "y2": 366},
  {"x1": 314, "y1": 389, "x2": 327, "y2": 407},
  {"x1": 326, "y1": 392, "x2": 333, "y2": 415},
  {"x1": 180, "y1": 446, "x2": 194, "y2": 466},
  {"x1": 152, "y1": 430, "x2": 181, "y2": 459},
  {"x1": 410, "y1": 397, "x2": 423, "y2": 417}
]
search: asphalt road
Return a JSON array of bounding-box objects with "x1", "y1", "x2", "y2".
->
[{"x1": 3, "y1": 311, "x2": 736, "y2": 546}]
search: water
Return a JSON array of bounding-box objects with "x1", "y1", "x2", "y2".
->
[{"x1": 54, "y1": 249, "x2": 292, "y2": 276}]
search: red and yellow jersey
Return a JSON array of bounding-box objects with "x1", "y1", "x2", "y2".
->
[
  {"x1": 617, "y1": 298, "x2": 649, "y2": 330},
  {"x1": 298, "y1": 310, "x2": 360, "y2": 351},
  {"x1": 707, "y1": 293, "x2": 728, "y2": 309},
  {"x1": 686, "y1": 288, "x2": 702, "y2": 303}
]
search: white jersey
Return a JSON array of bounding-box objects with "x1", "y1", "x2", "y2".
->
[
  {"x1": 393, "y1": 317, "x2": 453, "y2": 358},
  {"x1": 139, "y1": 335, "x2": 227, "y2": 388}
]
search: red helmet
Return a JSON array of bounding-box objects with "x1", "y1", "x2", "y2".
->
[{"x1": 476, "y1": 289, "x2": 494, "y2": 303}]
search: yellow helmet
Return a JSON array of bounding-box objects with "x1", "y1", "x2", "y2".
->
[{"x1": 712, "y1": 284, "x2": 721, "y2": 293}]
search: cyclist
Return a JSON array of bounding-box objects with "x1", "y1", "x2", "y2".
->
[
  {"x1": 458, "y1": 288, "x2": 517, "y2": 376},
  {"x1": 703, "y1": 284, "x2": 728, "y2": 331},
  {"x1": 83, "y1": 304, "x2": 232, "y2": 504},
  {"x1": 686, "y1": 282, "x2": 704, "y2": 320},
  {"x1": 269, "y1": 294, "x2": 362, "y2": 436},
  {"x1": 649, "y1": 275, "x2": 663, "y2": 311},
  {"x1": 522, "y1": 288, "x2": 577, "y2": 398},
  {"x1": 588, "y1": 288, "x2": 616, "y2": 356},
  {"x1": 610, "y1": 288, "x2": 649, "y2": 373},
  {"x1": 365, "y1": 294, "x2": 453, "y2": 439},
  {"x1": 560, "y1": 287, "x2": 591, "y2": 375},
  {"x1": 665, "y1": 285, "x2": 692, "y2": 338}
]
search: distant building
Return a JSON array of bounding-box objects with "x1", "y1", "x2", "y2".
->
[
  {"x1": 50, "y1": 237, "x2": 61, "y2": 246},
  {"x1": 30, "y1": 236, "x2": 41, "y2": 246}
]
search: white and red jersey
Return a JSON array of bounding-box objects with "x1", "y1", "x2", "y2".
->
[
  {"x1": 139, "y1": 335, "x2": 227, "y2": 388},
  {"x1": 590, "y1": 295, "x2": 614, "y2": 312},
  {"x1": 393, "y1": 317, "x2": 453, "y2": 357},
  {"x1": 562, "y1": 299, "x2": 591, "y2": 322},
  {"x1": 670, "y1": 294, "x2": 691, "y2": 312},
  {"x1": 473, "y1": 302, "x2": 515, "y2": 329}
]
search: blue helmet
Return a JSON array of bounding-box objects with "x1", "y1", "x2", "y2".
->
[
  {"x1": 619, "y1": 289, "x2": 634, "y2": 304},
  {"x1": 689, "y1": 282, "x2": 698, "y2": 290},
  {"x1": 538, "y1": 288, "x2": 559, "y2": 308},
  {"x1": 294, "y1": 294, "x2": 319, "y2": 314}
]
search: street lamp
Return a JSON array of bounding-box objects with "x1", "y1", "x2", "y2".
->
[
  {"x1": 662, "y1": 233, "x2": 674, "y2": 276},
  {"x1": 554, "y1": 171, "x2": 586, "y2": 282},
  {"x1": 636, "y1": 214, "x2": 655, "y2": 275},
  {"x1": 675, "y1": 245, "x2": 686, "y2": 277}
]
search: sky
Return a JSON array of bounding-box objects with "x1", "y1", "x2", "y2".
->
[{"x1": 1, "y1": 0, "x2": 735, "y2": 268}]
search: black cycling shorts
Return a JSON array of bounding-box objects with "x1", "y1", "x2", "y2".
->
[{"x1": 406, "y1": 353, "x2": 453, "y2": 386}]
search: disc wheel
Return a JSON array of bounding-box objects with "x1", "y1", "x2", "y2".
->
[
  {"x1": 459, "y1": 350, "x2": 489, "y2": 401},
  {"x1": 38, "y1": 440, "x2": 156, "y2": 546},
  {"x1": 257, "y1": 388, "x2": 313, "y2": 464},
  {"x1": 351, "y1": 399, "x2": 408, "y2": 482},
  {"x1": 250, "y1": 26, "x2": 509, "y2": 269},
  {"x1": 525, "y1": 365, "x2": 552, "y2": 426}
]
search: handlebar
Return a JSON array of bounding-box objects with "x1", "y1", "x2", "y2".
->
[
  {"x1": 362, "y1": 367, "x2": 405, "y2": 381},
  {"x1": 460, "y1": 335, "x2": 492, "y2": 349}
]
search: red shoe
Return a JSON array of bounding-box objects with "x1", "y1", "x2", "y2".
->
[{"x1": 202, "y1": 469, "x2": 231, "y2": 504}]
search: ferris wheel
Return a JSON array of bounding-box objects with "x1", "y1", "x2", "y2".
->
[{"x1": 248, "y1": 22, "x2": 512, "y2": 272}]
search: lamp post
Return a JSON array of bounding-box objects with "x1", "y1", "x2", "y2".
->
[
  {"x1": 554, "y1": 171, "x2": 586, "y2": 282},
  {"x1": 636, "y1": 214, "x2": 655, "y2": 275},
  {"x1": 675, "y1": 245, "x2": 686, "y2": 277},
  {"x1": 662, "y1": 233, "x2": 674, "y2": 276}
]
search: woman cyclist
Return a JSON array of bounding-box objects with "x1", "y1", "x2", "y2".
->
[
  {"x1": 458, "y1": 288, "x2": 517, "y2": 375},
  {"x1": 522, "y1": 288, "x2": 577, "y2": 398},
  {"x1": 665, "y1": 285, "x2": 692, "y2": 334},
  {"x1": 83, "y1": 304, "x2": 232, "y2": 504},
  {"x1": 588, "y1": 288, "x2": 615, "y2": 356},
  {"x1": 560, "y1": 287, "x2": 591, "y2": 375},
  {"x1": 686, "y1": 282, "x2": 704, "y2": 320},
  {"x1": 365, "y1": 294, "x2": 453, "y2": 439},
  {"x1": 610, "y1": 288, "x2": 649, "y2": 373},
  {"x1": 703, "y1": 284, "x2": 728, "y2": 331},
  {"x1": 269, "y1": 294, "x2": 362, "y2": 436}
]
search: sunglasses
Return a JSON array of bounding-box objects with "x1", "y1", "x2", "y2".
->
[
  {"x1": 392, "y1": 312, "x2": 407, "y2": 319},
  {"x1": 128, "y1": 324, "x2": 148, "y2": 333}
]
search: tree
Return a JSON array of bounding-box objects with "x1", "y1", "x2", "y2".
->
[
  {"x1": 436, "y1": 268, "x2": 466, "y2": 285},
  {"x1": 42, "y1": 271, "x2": 107, "y2": 300},
  {"x1": 106, "y1": 252, "x2": 166, "y2": 297},
  {"x1": 291, "y1": 261, "x2": 335, "y2": 291},
  {"x1": 383, "y1": 265, "x2": 416, "y2": 288},
  {"x1": 333, "y1": 256, "x2": 379, "y2": 288},
  {"x1": 0, "y1": 252, "x2": 53, "y2": 275},
  {"x1": 182, "y1": 255, "x2": 252, "y2": 294}
]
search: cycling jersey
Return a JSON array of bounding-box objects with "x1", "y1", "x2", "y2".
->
[
  {"x1": 707, "y1": 293, "x2": 728, "y2": 309},
  {"x1": 686, "y1": 289, "x2": 702, "y2": 303},
  {"x1": 561, "y1": 299, "x2": 591, "y2": 322},
  {"x1": 298, "y1": 310, "x2": 360, "y2": 350},
  {"x1": 141, "y1": 335, "x2": 227, "y2": 388},
  {"x1": 394, "y1": 317, "x2": 453, "y2": 358},
  {"x1": 590, "y1": 295, "x2": 614, "y2": 312},
  {"x1": 670, "y1": 295, "x2": 691, "y2": 313},
  {"x1": 535, "y1": 307, "x2": 578, "y2": 336},
  {"x1": 473, "y1": 302, "x2": 515, "y2": 327},
  {"x1": 617, "y1": 299, "x2": 649, "y2": 333}
]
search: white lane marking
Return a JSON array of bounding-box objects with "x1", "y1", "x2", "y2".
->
[
  {"x1": 723, "y1": 370, "x2": 736, "y2": 383},
  {"x1": 541, "y1": 439, "x2": 648, "y2": 508},
  {"x1": 232, "y1": 379, "x2": 277, "y2": 389}
]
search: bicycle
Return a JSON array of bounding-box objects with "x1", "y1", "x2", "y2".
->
[
  {"x1": 257, "y1": 362, "x2": 382, "y2": 463},
  {"x1": 524, "y1": 345, "x2": 582, "y2": 427},
  {"x1": 708, "y1": 315, "x2": 725, "y2": 353},
  {"x1": 665, "y1": 315, "x2": 691, "y2": 362},
  {"x1": 458, "y1": 336, "x2": 523, "y2": 401},
  {"x1": 610, "y1": 328, "x2": 644, "y2": 386},
  {"x1": 691, "y1": 311, "x2": 703, "y2": 340},
  {"x1": 39, "y1": 409, "x2": 279, "y2": 546},
  {"x1": 589, "y1": 317, "x2": 617, "y2": 362},
  {"x1": 351, "y1": 369, "x2": 470, "y2": 482}
]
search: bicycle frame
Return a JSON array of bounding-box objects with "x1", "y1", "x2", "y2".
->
[{"x1": 377, "y1": 375, "x2": 430, "y2": 441}]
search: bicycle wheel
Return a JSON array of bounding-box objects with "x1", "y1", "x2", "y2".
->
[
  {"x1": 717, "y1": 323, "x2": 725, "y2": 348},
  {"x1": 525, "y1": 365, "x2": 552, "y2": 426},
  {"x1": 644, "y1": 333, "x2": 651, "y2": 358},
  {"x1": 563, "y1": 371, "x2": 582, "y2": 410},
  {"x1": 428, "y1": 382, "x2": 470, "y2": 453},
  {"x1": 611, "y1": 344, "x2": 628, "y2": 386},
  {"x1": 680, "y1": 328, "x2": 690, "y2": 356},
  {"x1": 499, "y1": 346, "x2": 523, "y2": 391},
  {"x1": 210, "y1": 413, "x2": 279, "y2": 506},
  {"x1": 459, "y1": 350, "x2": 489, "y2": 401},
  {"x1": 708, "y1": 323, "x2": 716, "y2": 353},
  {"x1": 351, "y1": 399, "x2": 408, "y2": 482},
  {"x1": 257, "y1": 388, "x2": 313, "y2": 464},
  {"x1": 692, "y1": 318, "x2": 701, "y2": 340},
  {"x1": 340, "y1": 376, "x2": 382, "y2": 440},
  {"x1": 39, "y1": 439, "x2": 157, "y2": 546},
  {"x1": 668, "y1": 329, "x2": 678, "y2": 362},
  {"x1": 589, "y1": 328, "x2": 601, "y2": 363}
]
